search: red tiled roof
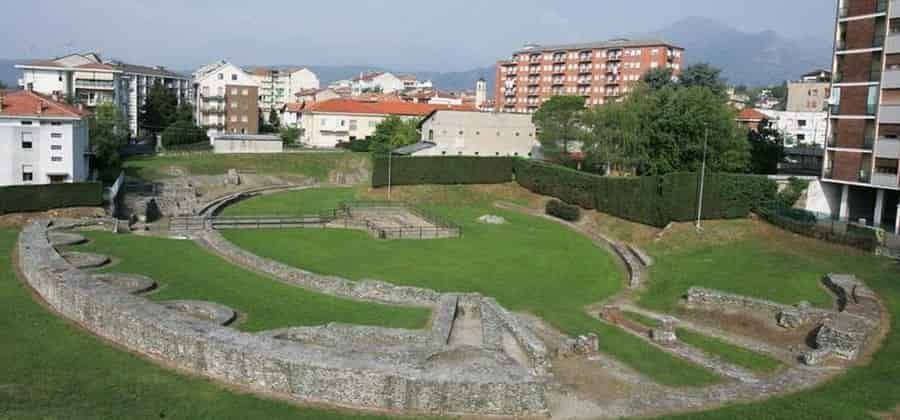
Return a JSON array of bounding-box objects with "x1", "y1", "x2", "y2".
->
[
  {"x1": 284, "y1": 102, "x2": 306, "y2": 113},
  {"x1": 736, "y1": 108, "x2": 767, "y2": 121},
  {"x1": 24, "y1": 59, "x2": 65, "y2": 68},
  {"x1": 302, "y1": 99, "x2": 473, "y2": 116},
  {"x1": 352, "y1": 72, "x2": 385, "y2": 82},
  {"x1": 0, "y1": 90, "x2": 88, "y2": 118}
]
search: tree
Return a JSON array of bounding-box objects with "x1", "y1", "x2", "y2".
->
[
  {"x1": 161, "y1": 120, "x2": 208, "y2": 147},
  {"x1": 641, "y1": 67, "x2": 676, "y2": 91},
  {"x1": 747, "y1": 119, "x2": 785, "y2": 174},
  {"x1": 89, "y1": 103, "x2": 129, "y2": 170},
  {"x1": 174, "y1": 102, "x2": 194, "y2": 124},
  {"x1": 532, "y1": 96, "x2": 586, "y2": 160},
  {"x1": 369, "y1": 115, "x2": 420, "y2": 153},
  {"x1": 678, "y1": 63, "x2": 728, "y2": 97},
  {"x1": 140, "y1": 81, "x2": 178, "y2": 134},
  {"x1": 280, "y1": 126, "x2": 301, "y2": 146},
  {"x1": 268, "y1": 108, "x2": 281, "y2": 128}
]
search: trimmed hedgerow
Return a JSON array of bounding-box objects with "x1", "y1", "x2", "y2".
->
[
  {"x1": 372, "y1": 156, "x2": 513, "y2": 187},
  {"x1": 546, "y1": 199, "x2": 581, "y2": 221},
  {"x1": 0, "y1": 182, "x2": 103, "y2": 215}
]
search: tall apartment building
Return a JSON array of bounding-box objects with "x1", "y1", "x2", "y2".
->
[
  {"x1": 250, "y1": 68, "x2": 320, "y2": 111},
  {"x1": 193, "y1": 61, "x2": 259, "y2": 136},
  {"x1": 822, "y1": 0, "x2": 900, "y2": 233},
  {"x1": 111, "y1": 63, "x2": 191, "y2": 137},
  {"x1": 494, "y1": 39, "x2": 684, "y2": 113}
]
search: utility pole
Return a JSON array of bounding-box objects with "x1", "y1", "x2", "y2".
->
[
  {"x1": 696, "y1": 125, "x2": 709, "y2": 232},
  {"x1": 387, "y1": 150, "x2": 393, "y2": 201}
]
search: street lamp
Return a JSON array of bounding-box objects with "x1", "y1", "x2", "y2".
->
[
  {"x1": 696, "y1": 125, "x2": 709, "y2": 232},
  {"x1": 387, "y1": 150, "x2": 393, "y2": 201}
]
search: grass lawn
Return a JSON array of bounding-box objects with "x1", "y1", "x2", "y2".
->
[
  {"x1": 120, "y1": 152, "x2": 370, "y2": 182},
  {"x1": 223, "y1": 187, "x2": 359, "y2": 217},
  {"x1": 676, "y1": 329, "x2": 782, "y2": 374},
  {"x1": 639, "y1": 221, "x2": 834, "y2": 313},
  {"x1": 222, "y1": 186, "x2": 723, "y2": 387},
  {"x1": 0, "y1": 229, "x2": 414, "y2": 420},
  {"x1": 70, "y1": 231, "x2": 429, "y2": 333}
]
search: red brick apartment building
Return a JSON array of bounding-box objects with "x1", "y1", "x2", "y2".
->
[
  {"x1": 494, "y1": 39, "x2": 684, "y2": 113},
  {"x1": 824, "y1": 0, "x2": 900, "y2": 233}
]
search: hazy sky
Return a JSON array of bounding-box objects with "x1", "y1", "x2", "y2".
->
[{"x1": 2, "y1": 0, "x2": 835, "y2": 71}]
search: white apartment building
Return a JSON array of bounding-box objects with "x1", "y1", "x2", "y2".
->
[
  {"x1": 0, "y1": 90, "x2": 90, "y2": 186},
  {"x1": 351, "y1": 72, "x2": 404, "y2": 95},
  {"x1": 192, "y1": 61, "x2": 260, "y2": 137},
  {"x1": 250, "y1": 67, "x2": 320, "y2": 111},
  {"x1": 759, "y1": 110, "x2": 828, "y2": 147},
  {"x1": 396, "y1": 110, "x2": 540, "y2": 158},
  {"x1": 112, "y1": 62, "x2": 191, "y2": 136},
  {"x1": 16, "y1": 53, "x2": 121, "y2": 109}
]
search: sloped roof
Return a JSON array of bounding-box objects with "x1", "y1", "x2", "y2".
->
[
  {"x1": 736, "y1": 108, "x2": 768, "y2": 122},
  {"x1": 516, "y1": 38, "x2": 681, "y2": 54},
  {"x1": 0, "y1": 90, "x2": 88, "y2": 119},
  {"x1": 302, "y1": 99, "x2": 473, "y2": 116},
  {"x1": 392, "y1": 142, "x2": 436, "y2": 155},
  {"x1": 112, "y1": 62, "x2": 187, "y2": 78}
]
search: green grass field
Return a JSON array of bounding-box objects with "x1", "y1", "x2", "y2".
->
[
  {"x1": 222, "y1": 187, "x2": 723, "y2": 387},
  {"x1": 120, "y1": 152, "x2": 370, "y2": 182},
  {"x1": 70, "y1": 231, "x2": 429, "y2": 332},
  {"x1": 223, "y1": 187, "x2": 359, "y2": 216},
  {"x1": 676, "y1": 329, "x2": 782, "y2": 374}
]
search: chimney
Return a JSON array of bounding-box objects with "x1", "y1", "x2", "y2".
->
[{"x1": 37, "y1": 100, "x2": 45, "y2": 115}]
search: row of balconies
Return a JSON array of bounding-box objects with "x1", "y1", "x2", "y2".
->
[
  {"x1": 74, "y1": 79, "x2": 115, "y2": 90},
  {"x1": 839, "y1": 0, "x2": 888, "y2": 18}
]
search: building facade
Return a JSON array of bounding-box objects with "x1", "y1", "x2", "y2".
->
[
  {"x1": 351, "y1": 72, "x2": 405, "y2": 95},
  {"x1": 212, "y1": 134, "x2": 283, "y2": 154},
  {"x1": 16, "y1": 53, "x2": 121, "y2": 110},
  {"x1": 398, "y1": 110, "x2": 540, "y2": 158},
  {"x1": 494, "y1": 39, "x2": 684, "y2": 113},
  {"x1": 0, "y1": 90, "x2": 90, "y2": 186},
  {"x1": 250, "y1": 68, "x2": 320, "y2": 111},
  {"x1": 760, "y1": 110, "x2": 829, "y2": 147},
  {"x1": 822, "y1": 0, "x2": 900, "y2": 233},
  {"x1": 786, "y1": 81, "x2": 831, "y2": 112},
  {"x1": 193, "y1": 61, "x2": 260, "y2": 136},
  {"x1": 111, "y1": 62, "x2": 191, "y2": 137}
]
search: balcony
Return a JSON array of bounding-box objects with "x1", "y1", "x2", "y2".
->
[
  {"x1": 606, "y1": 77, "x2": 620, "y2": 85},
  {"x1": 577, "y1": 79, "x2": 591, "y2": 85},
  {"x1": 553, "y1": 55, "x2": 566, "y2": 64},
  {"x1": 578, "y1": 54, "x2": 592, "y2": 63},
  {"x1": 872, "y1": 172, "x2": 899, "y2": 187},
  {"x1": 826, "y1": 134, "x2": 874, "y2": 149},
  {"x1": 75, "y1": 79, "x2": 115, "y2": 90},
  {"x1": 841, "y1": 0, "x2": 888, "y2": 18},
  {"x1": 887, "y1": 32, "x2": 900, "y2": 54},
  {"x1": 830, "y1": 103, "x2": 878, "y2": 117},
  {"x1": 881, "y1": 104, "x2": 900, "y2": 122},
  {"x1": 607, "y1": 54, "x2": 622, "y2": 61},
  {"x1": 823, "y1": 166, "x2": 834, "y2": 179},
  {"x1": 201, "y1": 108, "x2": 225, "y2": 115},
  {"x1": 859, "y1": 169, "x2": 872, "y2": 183},
  {"x1": 876, "y1": 137, "x2": 900, "y2": 157}
]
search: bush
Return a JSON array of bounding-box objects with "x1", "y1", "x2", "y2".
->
[
  {"x1": 373, "y1": 156, "x2": 513, "y2": 187},
  {"x1": 337, "y1": 139, "x2": 371, "y2": 152},
  {"x1": 161, "y1": 120, "x2": 208, "y2": 147},
  {"x1": 756, "y1": 206, "x2": 877, "y2": 251},
  {"x1": 0, "y1": 183, "x2": 103, "y2": 214},
  {"x1": 545, "y1": 199, "x2": 581, "y2": 221}
]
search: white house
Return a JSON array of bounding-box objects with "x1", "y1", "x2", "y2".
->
[
  {"x1": 295, "y1": 99, "x2": 470, "y2": 148},
  {"x1": 212, "y1": 134, "x2": 282, "y2": 154},
  {"x1": 352, "y1": 72, "x2": 404, "y2": 95},
  {"x1": 192, "y1": 61, "x2": 260, "y2": 137},
  {"x1": 250, "y1": 67, "x2": 320, "y2": 111},
  {"x1": 394, "y1": 110, "x2": 541, "y2": 158},
  {"x1": 0, "y1": 90, "x2": 90, "y2": 186},
  {"x1": 16, "y1": 53, "x2": 121, "y2": 110},
  {"x1": 759, "y1": 109, "x2": 828, "y2": 147}
]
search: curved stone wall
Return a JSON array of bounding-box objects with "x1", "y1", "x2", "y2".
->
[{"x1": 18, "y1": 221, "x2": 548, "y2": 417}]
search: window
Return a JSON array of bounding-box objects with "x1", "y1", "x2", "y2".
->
[
  {"x1": 21, "y1": 121, "x2": 33, "y2": 126},
  {"x1": 428, "y1": 129, "x2": 434, "y2": 141},
  {"x1": 515, "y1": 132, "x2": 520, "y2": 137},
  {"x1": 798, "y1": 120, "x2": 807, "y2": 127},
  {"x1": 218, "y1": 74, "x2": 224, "y2": 80},
  {"x1": 51, "y1": 133, "x2": 62, "y2": 139},
  {"x1": 242, "y1": 89, "x2": 248, "y2": 96},
  {"x1": 21, "y1": 133, "x2": 33, "y2": 149},
  {"x1": 230, "y1": 115, "x2": 237, "y2": 122},
  {"x1": 231, "y1": 74, "x2": 237, "y2": 81},
  {"x1": 349, "y1": 120, "x2": 358, "y2": 130},
  {"x1": 474, "y1": 152, "x2": 479, "y2": 156},
  {"x1": 458, "y1": 130, "x2": 464, "y2": 136},
  {"x1": 241, "y1": 115, "x2": 248, "y2": 123},
  {"x1": 796, "y1": 134, "x2": 806, "y2": 141},
  {"x1": 51, "y1": 156, "x2": 63, "y2": 162},
  {"x1": 230, "y1": 88, "x2": 238, "y2": 95},
  {"x1": 50, "y1": 122, "x2": 62, "y2": 126},
  {"x1": 51, "y1": 145, "x2": 62, "y2": 151},
  {"x1": 22, "y1": 165, "x2": 33, "y2": 182}
]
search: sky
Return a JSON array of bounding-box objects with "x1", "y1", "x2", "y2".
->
[{"x1": 1, "y1": 0, "x2": 835, "y2": 72}]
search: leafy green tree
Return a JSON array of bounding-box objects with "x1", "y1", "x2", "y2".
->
[
  {"x1": 161, "y1": 120, "x2": 208, "y2": 147},
  {"x1": 747, "y1": 119, "x2": 785, "y2": 174},
  {"x1": 532, "y1": 96, "x2": 586, "y2": 160},
  {"x1": 369, "y1": 115, "x2": 420, "y2": 153},
  {"x1": 268, "y1": 108, "x2": 281, "y2": 128},
  {"x1": 174, "y1": 102, "x2": 194, "y2": 124},
  {"x1": 580, "y1": 93, "x2": 646, "y2": 175},
  {"x1": 140, "y1": 81, "x2": 178, "y2": 134},
  {"x1": 280, "y1": 126, "x2": 301, "y2": 146},
  {"x1": 641, "y1": 67, "x2": 676, "y2": 91},
  {"x1": 89, "y1": 103, "x2": 129, "y2": 170},
  {"x1": 678, "y1": 63, "x2": 728, "y2": 97}
]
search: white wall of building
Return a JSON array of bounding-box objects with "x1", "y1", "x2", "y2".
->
[
  {"x1": 0, "y1": 117, "x2": 89, "y2": 186},
  {"x1": 213, "y1": 138, "x2": 283, "y2": 154},
  {"x1": 760, "y1": 110, "x2": 828, "y2": 147},
  {"x1": 416, "y1": 111, "x2": 540, "y2": 157},
  {"x1": 193, "y1": 62, "x2": 258, "y2": 137},
  {"x1": 298, "y1": 112, "x2": 389, "y2": 148}
]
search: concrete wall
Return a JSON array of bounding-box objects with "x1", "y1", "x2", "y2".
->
[
  {"x1": 417, "y1": 111, "x2": 541, "y2": 157},
  {"x1": 213, "y1": 139, "x2": 283, "y2": 154}
]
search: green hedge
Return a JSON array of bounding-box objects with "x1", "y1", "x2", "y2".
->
[
  {"x1": 372, "y1": 156, "x2": 513, "y2": 187},
  {"x1": 757, "y1": 206, "x2": 878, "y2": 251},
  {"x1": 514, "y1": 160, "x2": 776, "y2": 227},
  {"x1": 0, "y1": 182, "x2": 104, "y2": 215},
  {"x1": 546, "y1": 199, "x2": 581, "y2": 221}
]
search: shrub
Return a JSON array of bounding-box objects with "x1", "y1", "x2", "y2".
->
[
  {"x1": 0, "y1": 183, "x2": 103, "y2": 214},
  {"x1": 372, "y1": 156, "x2": 513, "y2": 187},
  {"x1": 337, "y1": 139, "x2": 371, "y2": 152},
  {"x1": 546, "y1": 199, "x2": 581, "y2": 221},
  {"x1": 161, "y1": 120, "x2": 208, "y2": 147}
]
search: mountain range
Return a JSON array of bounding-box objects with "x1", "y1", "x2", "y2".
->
[{"x1": 1, "y1": 17, "x2": 831, "y2": 94}]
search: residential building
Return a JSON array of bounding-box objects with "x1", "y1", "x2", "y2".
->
[
  {"x1": 801, "y1": 69, "x2": 833, "y2": 82},
  {"x1": 727, "y1": 88, "x2": 752, "y2": 110},
  {"x1": 110, "y1": 62, "x2": 191, "y2": 137},
  {"x1": 294, "y1": 87, "x2": 341, "y2": 103},
  {"x1": 0, "y1": 90, "x2": 90, "y2": 186},
  {"x1": 494, "y1": 39, "x2": 684, "y2": 113},
  {"x1": 250, "y1": 67, "x2": 320, "y2": 111},
  {"x1": 394, "y1": 110, "x2": 540, "y2": 158},
  {"x1": 786, "y1": 81, "x2": 831, "y2": 112},
  {"x1": 475, "y1": 78, "x2": 488, "y2": 109},
  {"x1": 294, "y1": 99, "x2": 471, "y2": 148},
  {"x1": 351, "y1": 72, "x2": 404, "y2": 95},
  {"x1": 819, "y1": 0, "x2": 900, "y2": 233},
  {"x1": 16, "y1": 53, "x2": 121, "y2": 109},
  {"x1": 212, "y1": 134, "x2": 282, "y2": 154},
  {"x1": 192, "y1": 61, "x2": 259, "y2": 137},
  {"x1": 735, "y1": 108, "x2": 769, "y2": 132},
  {"x1": 760, "y1": 110, "x2": 829, "y2": 147}
]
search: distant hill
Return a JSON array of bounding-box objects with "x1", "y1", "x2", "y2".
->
[
  {"x1": 0, "y1": 59, "x2": 25, "y2": 89},
  {"x1": 647, "y1": 17, "x2": 832, "y2": 86}
]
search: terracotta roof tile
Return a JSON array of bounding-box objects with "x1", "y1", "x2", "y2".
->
[
  {"x1": 302, "y1": 99, "x2": 473, "y2": 116},
  {"x1": 736, "y1": 108, "x2": 768, "y2": 121},
  {"x1": 0, "y1": 90, "x2": 88, "y2": 119}
]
